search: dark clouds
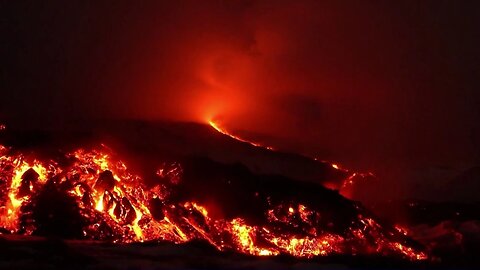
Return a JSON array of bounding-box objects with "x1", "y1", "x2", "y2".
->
[{"x1": 1, "y1": 0, "x2": 480, "y2": 199}]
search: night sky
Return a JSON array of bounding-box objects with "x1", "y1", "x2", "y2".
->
[{"x1": 1, "y1": 1, "x2": 479, "y2": 199}]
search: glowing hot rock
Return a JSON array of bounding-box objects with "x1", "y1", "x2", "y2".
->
[{"x1": 0, "y1": 140, "x2": 427, "y2": 260}]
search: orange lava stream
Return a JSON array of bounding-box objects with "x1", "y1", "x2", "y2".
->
[
  {"x1": 208, "y1": 120, "x2": 274, "y2": 150},
  {"x1": 208, "y1": 120, "x2": 375, "y2": 197}
]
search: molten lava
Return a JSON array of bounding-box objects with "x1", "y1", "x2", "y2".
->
[
  {"x1": 0, "y1": 123, "x2": 427, "y2": 261},
  {"x1": 209, "y1": 120, "x2": 275, "y2": 150}
]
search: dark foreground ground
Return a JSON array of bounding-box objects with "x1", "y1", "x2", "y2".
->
[
  {"x1": 0, "y1": 235, "x2": 431, "y2": 270},
  {"x1": 1, "y1": 208, "x2": 479, "y2": 270}
]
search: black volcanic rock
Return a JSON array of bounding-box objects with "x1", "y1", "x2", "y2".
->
[
  {"x1": 21, "y1": 180, "x2": 85, "y2": 238},
  {"x1": 94, "y1": 170, "x2": 116, "y2": 193},
  {"x1": 0, "y1": 120, "x2": 348, "y2": 188},
  {"x1": 170, "y1": 156, "x2": 358, "y2": 232},
  {"x1": 18, "y1": 168, "x2": 39, "y2": 197}
]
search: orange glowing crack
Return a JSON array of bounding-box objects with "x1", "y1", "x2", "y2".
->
[
  {"x1": 208, "y1": 120, "x2": 376, "y2": 195},
  {"x1": 208, "y1": 120, "x2": 374, "y2": 198},
  {"x1": 208, "y1": 120, "x2": 274, "y2": 150}
]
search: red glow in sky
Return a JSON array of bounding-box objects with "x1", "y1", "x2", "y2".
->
[{"x1": 2, "y1": 1, "x2": 480, "y2": 201}]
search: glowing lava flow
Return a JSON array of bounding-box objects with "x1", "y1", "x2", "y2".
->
[
  {"x1": 0, "y1": 137, "x2": 427, "y2": 261},
  {"x1": 208, "y1": 120, "x2": 374, "y2": 197},
  {"x1": 208, "y1": 120, "x2": 274, "y2": 150}
]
